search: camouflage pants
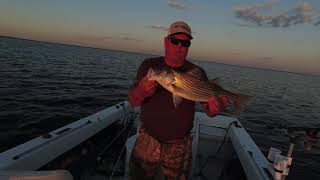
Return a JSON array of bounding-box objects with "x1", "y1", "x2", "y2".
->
[{"x1": 129, "y1": 127, "x2": 192, "y2": 180}]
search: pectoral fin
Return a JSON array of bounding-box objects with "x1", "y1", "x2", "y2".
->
[
  {"x1": 172, "y1": 95, "x2": 183, "y2": 108},
  {"x1": 171, "y1": 84, "x2": 184, "y2": 108}
]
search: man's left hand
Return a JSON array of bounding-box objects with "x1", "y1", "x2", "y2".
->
[{"x1": 201, "y1": 95, "x2": 229, "y2": 117}]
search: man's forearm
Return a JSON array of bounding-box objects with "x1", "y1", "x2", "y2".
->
[{"x1": 128, "y1": 86, "x2": 146, "y2": 107}]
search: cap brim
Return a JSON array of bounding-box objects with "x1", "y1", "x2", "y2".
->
[{"x1": 168, "y1": 32, "x2": 193, "y2": 39}]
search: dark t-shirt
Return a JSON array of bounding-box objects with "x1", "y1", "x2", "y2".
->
[{"x1": 135, "y1": 57, "x2": 207, "y2": 141}]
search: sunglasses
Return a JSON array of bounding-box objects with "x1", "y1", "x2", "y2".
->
[{"x1": 168, "y1": 37, "x2": 191, "y2": 47}]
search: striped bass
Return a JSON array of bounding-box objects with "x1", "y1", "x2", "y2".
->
[{"x1": 146, "y1": 67, "x2": 253, "y2": 112}]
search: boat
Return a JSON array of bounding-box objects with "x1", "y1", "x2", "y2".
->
[{"x1": 0, "y1": 101, "x2": 293, "y2": 180}]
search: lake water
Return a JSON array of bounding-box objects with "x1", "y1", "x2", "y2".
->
[{"x1": 0, "y1": 37, "x2": 319, "y2": 179}]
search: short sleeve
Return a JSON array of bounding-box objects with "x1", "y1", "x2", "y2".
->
[{"x1": 136, "y1": 59, "x2": 153, "y2": 81}]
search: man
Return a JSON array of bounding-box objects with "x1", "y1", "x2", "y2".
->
[{"x1": 128, "y1": 21, "x2": 228, "y2": 180}]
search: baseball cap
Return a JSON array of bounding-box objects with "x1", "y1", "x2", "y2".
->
[{"x1": 168, "y1": 21, "x2": 193, "y2": 39}]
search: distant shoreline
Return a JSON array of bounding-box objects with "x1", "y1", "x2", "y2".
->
[{"x1": 1, "y1": 35, "x2": 318, "y2": 77}]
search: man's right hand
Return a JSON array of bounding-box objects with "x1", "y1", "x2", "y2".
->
[
  {"x1": 138, "y1": 78, "x2": 158, "y2": 97},
  {"x1": 128, "y1": 78, "x2": 158, "y2": 107}
]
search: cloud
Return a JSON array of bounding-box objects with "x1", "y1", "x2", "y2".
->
[
  {"x1": 148, "y1": 24, "x2": 169, "y2": 31},
  {"x1": 233, "y1": 1, "x2": 275, "y2": 26},
  {"x1": 168, "y1": 0, "x2": 188, "y2": 10},
  {"x1": 233, "y1": 1, "x2": 320, "y2": 27}
]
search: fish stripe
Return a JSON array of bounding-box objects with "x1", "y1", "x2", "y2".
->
[
  {"x1": 172, "y1": 85, "x2": 208, "y2": 101},
  {"x1": 174, "y1": 75, "x2": 216, "y2": 98},
  {"x1": 174, "y1": 71, "x2": 215, "y2": 93},
  {"x1": 174, "y1": 85, "x2": 209, "y2": 100},
  {"x1": 186, "y1": 66, "x2": 205, "y2": 79},
  {"x1": 175, "y1": 77, "x2": 215, "y2": 97},
  {"x1": 178, "y1": 82, "x2": 214, "y2": 97},
  {"x1": 174, "y1": 71, "x2": 232, "y2": 98},
  {"x1": 176, "y1": 71, "x2": 227, "y2": 95},
  {"x1": 174, "y1": 71, "x2": 207, "y2": 88},
  {"x1": 175, "y1": 77, "x2": 212, "y2": 95},
  {"x1": 175, "y1": 80, "x2": 212, "y2": 98}
]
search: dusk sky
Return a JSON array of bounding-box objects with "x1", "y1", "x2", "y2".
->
[{"x1": 1, "y1": 0, "x2": 319, "y2": 75}]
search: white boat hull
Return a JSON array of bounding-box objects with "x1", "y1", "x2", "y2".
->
[{"x1": 0, "y1": 101, "x2": 276, "y2": 180}]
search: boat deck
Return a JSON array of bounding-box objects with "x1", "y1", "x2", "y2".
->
[{"x1": 82, "y1": 133, "x2": 240, "y2": 180}]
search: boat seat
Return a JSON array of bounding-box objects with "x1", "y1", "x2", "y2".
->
[{"x1": 0, "y1": 170, "x2": 73, "y2": 180}]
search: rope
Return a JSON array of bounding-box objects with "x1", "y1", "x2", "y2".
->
[
  {"x1": 109, "y1": 105, "x2": 136, "y2": 180},
  {"x1": 97, "y1": 127, "x2": 127, "y2": 160},
  {"x1": 97, "y1": 103, "x2": 133, "y2": 159}
]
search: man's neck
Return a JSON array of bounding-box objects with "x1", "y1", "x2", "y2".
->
[
  {"x1": 164, "y1": 57, "x2": 187, "y2": 68},
  {"x1": 163, "y1": 58, "x2": 188, "y2": 71}
]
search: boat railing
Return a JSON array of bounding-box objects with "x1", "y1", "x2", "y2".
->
[
  {"x1": 0, "y1": 101, "x2": 133, "y2": 171},
  {"x1": 193, "y1": 113, "x2": 274, "y2": 180}
]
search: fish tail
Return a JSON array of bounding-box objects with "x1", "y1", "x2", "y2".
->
[{"x1": 231, "y1": 94, "x2": 254, "y2": 113}]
